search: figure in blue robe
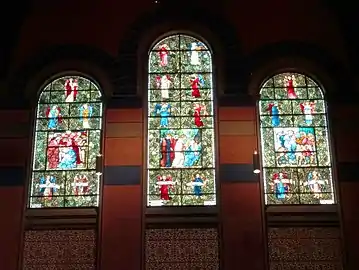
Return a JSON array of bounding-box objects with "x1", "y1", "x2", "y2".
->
[
  {"x1": 273, "y1": 173, "x2": 289, "y2": 200},
  {"x1": 275, "y1": 181, "x2": 287, "y2": 199},
  {"x1": 283, "y1": 130, "x2": 297, "y2": 163},
  {"x1": 184, "y1": 138, "x2": 202, "y2": 167},
  {"x1": 165, "y1": 136, "x2": 172, "y2": 167},
  {"x1": 154, "y1": 103, "x2": 171, "y2": 127},
  {"x1": 58, "y1": 147, "x2": 77, "y2": 169},
  {"x1": 46, "y1": 106, "x2": 62, "y2": 129},
  {"x1": 267, "y1": 103, "x2": 280, "y2": 127},
  {"x1": 193, "y1": 174, "x2": 204, "y2": 197}
]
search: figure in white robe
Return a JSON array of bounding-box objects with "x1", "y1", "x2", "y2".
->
[
  {"x1": 300, "y1": 101, "x2": 315, "y2": 125},
  {"x1": 160, "y1": 75, "x2": 171, "y2": 99},
  {"x1": 190, "y1": 42, "x2": 200, "y2": 65},
  {"x1": 172, "y1": 136, "x2": 186, "y2": 167}
]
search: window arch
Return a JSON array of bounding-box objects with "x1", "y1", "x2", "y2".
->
[
  {"x1": 147, "y1": 34, "x2": 216, "y2": 207},
  {"x1": 259, "y1": 72, "x2": 335, "y2": 205},
  {"x1": 29, "y1": 75, "x2": 104, "y2": 208}
]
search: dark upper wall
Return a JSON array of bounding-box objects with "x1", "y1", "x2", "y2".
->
[{"x1": 4, "y1": 0, "x2": 352, "y2": 106}]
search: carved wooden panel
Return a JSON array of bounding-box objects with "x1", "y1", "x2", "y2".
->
[
  {"x1": 268, "y1": 227, "x2": 342, "y2": 270},
  {"x1": 145, "y1": 228, "x2": 219, "y2": 270},
  {"x1": 23, "y1": 229, "x2": 96, "y2": 270}
]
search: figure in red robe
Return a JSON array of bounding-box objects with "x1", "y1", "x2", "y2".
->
[
  {"x1": 285, "y1": 75, "x2": 297, "y2": 99},
  {"x1": 157, "y1": 175, "x2": 174, "y2": 200},
  {"x1": 71, "y1": 137, "x2": 83, "y2": 165},
  {"x1": 190, "y1": 75, "x2": 204, "y2": 98},
  {"x1": 73, "y1": 174, "x2": 89, "y2": 195},
  {"x1": 160, "y1": 134, "x2": 175, "y2": 167},
  {"x1": 158, "y1": 44, "x2": 170, "y2": 67},
  {"x1": 47, "y1": 136, "x2": 61, "y2": 169},
  {"x1": 193, "y1": 103, "x2": 208, "y2": 127},
  {"x1": 64, "y1": 78, "x2": 78, "y2": 102},
  {"x1": 155, "y1": 75, "x2": 161, "y2": 89}
]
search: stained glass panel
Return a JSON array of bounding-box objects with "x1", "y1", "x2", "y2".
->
[
  {"x1": 29, "y1": 76, "x2": 103, "y2": 208},
  {"x1": 147, "y1": 34, "x2": 216, "y2": 207},
  {"x1": 259, "y1": 73, "x2": 335, "y2": 205}
]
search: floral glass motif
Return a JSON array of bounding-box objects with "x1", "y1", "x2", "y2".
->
[
  {"x1": 147, "y1": 34, "x2": 216, "y2": 207},
  {"x1": 29, "y1": 76, "x2": 103, "y2": 208},
  {"x1": 259, "y1": 73, "x2": 335, "y2": 205}
]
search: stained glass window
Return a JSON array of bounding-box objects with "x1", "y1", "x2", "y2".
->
[
  {"x1": 29, "y1": 76, "x2": 103, "y2": 208},
  {"x1": 147, "y1": 34, "x2": 216, "y2": 207},
  {"x1": 259, "y1": 73, "x2": 335, "y2": 205}
]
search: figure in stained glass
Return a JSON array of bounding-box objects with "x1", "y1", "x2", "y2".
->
[
  {"x1": 187, "y1": 173, "x2": 207, "y2": 197},
  {"x1": 300, "y1": 101, "x2": 315, "y2": 125},
  {"x1": 190, "y1": 74, "x2": 204, "y2": 98},
  {"x1": 184, "y1": 136, "x2": 202, "y2": 167},
  {"x1": 284, "y1": 75, "x2": 297, "y2": 99},
  {"x1": 154, "y1": 102, "x2": 171, "y2": 127},
  {"x1": 189, "y1": 42, "x2": 205, "y2": 65},
  {"x1": 73, "y1": 174, "x2": 89, "y2": 196},
  {"x1": 156, "y1": 75, "x2": 172, "y2": 99},
  {"x1": 46, "y1": 105, "x2": 62, "y2": 129},
  {"x1": 158, "y1": 44, "x2": 170, "y2": 67},
  {"x1": 47, "y1": 135, "x2": 61, "y2": 169},
  {"x1": 171, "y1": 134, "x2": 186, "y2": 167},
  {"x1": 79, "y1": 104, "x2": 93, "y2": 129},
  {"x1": 259, "y1": 72, "x2": 334, "y2": 205},
  {"x1": 304, "y1": 171, "x2": 327, "y2": 199},
  {"x1": 64, "y1": 78, "x2": 78, "y2": 102},
  {"x1": 271, "y1": 172, "x2": 291, "y2": 200},
  {"x1": 39, "y1": 175, "x2": 59, "y2": 198},
  {"x1": 160, "y1": 133, "x2": 175, "y2": 168},
  {"x1": 193, "y1": 103, "x2": 208, "y2": 127},
  {"x1": 29, "y1": 75, "x2": 103, "y2": 208},
  {"x1": 147, "y1": 34, "x2": 216, "y2": 206},
  {"x1": 267, "y1": 103, "x2": 280, "y2": 127},
  {"x1": 157, "y1": 174, "x2": 175, "y2": 200}
]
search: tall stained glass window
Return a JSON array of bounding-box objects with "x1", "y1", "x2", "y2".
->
[
  {"x1": 259, "y1": 73, "x2": 335, "y2": 205},
  {"x1": 147, "y1": 34, "x2": 216, "y2": 207},
  {"x1": 29, "y1": 76, "x2": 103, "y2": 208}
]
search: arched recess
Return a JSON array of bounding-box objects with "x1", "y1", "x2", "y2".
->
[
  {"x1": 28, "y1": 71, "x2": 107, "y2": 208},
  {"x1": 146, "y1": 33, "x2": 217, "y2": 207},
  {"x1": 258, "y1": 72, "x2": 335, "y2": 205}
]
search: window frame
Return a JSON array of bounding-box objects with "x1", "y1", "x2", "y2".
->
[
  {"x1": 257, "y1": 71, "x2": 338, "y2": 206},
  {"x1": 27, "y1": 72, "x2": 105, "y2": 209},
  {"x1": 143, "y1": 32, "x2": 220, "y2": 216}
]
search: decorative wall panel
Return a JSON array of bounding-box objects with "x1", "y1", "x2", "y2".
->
[
  {"x1": 268, "y1": 227, "x2": 342, "y2": 270},
  {"x1": 23, "y1": 229, "x2": 96, "y2": 270},
  {"x1": 145, "y1": 228, "x2": 219, "y2": 270}
]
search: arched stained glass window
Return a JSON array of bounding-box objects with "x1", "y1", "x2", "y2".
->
[
  {"x1": 29, "y1": 75, "x2": 103, "y2": 208},
  {"x1": 259, "y1": 73, "x2": 335, "y2": 205},
  {"x1": 147, "y1": 34, "x2": 216, "y2": 207}
]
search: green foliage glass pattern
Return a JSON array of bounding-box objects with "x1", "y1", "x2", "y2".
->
[
  {"x1": 147, "y1": 34, "x2": 216, "y2": 207},
  {"x1": 259, "y1": 73, "x2": 335, "y2": 205},
  {"x1": 29, "y1": 76, "x2": 103, "y2": 208}
]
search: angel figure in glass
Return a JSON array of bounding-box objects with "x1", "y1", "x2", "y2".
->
[
  {"x1": 158, "y1": 44, "x2": 170, "y2": 67},
  {"x1": 157, "y1": 174, "x2": 175, "y2": 200},
  {"x1": 79, "y1": 104, "x2": 93, "y2": 129},
  {"x1": 300, "y1": 101, "x2": 316, "y2": 125},
  {"x1": 46, "y1": 105, "x2": 62, "y2": 129},
  {"x1": 64, "y1": 78, "x2": 78, "y2": 102},
  {"x1": 154, "y1": 102, "x2": 171, "y2": 127},
  {"x1": 190, "y1": 74, "x2": 204, "y2": 98}
]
